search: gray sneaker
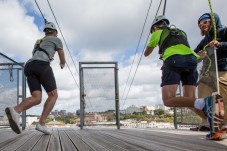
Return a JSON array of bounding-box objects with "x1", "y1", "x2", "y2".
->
[
  {"x1": 5, "y1": 107, "x2": 22, "y2": 134},
  {"x1": 35, "y1": 123, "x2": 52, "y2": 135}
]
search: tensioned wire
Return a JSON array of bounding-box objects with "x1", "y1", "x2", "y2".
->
[
  {"x1": 120, "y1": 0, "x2": 154, "y2": 103},
  {"x1": 121, "y1": 0, "x2": 167, "y2": 109},
  {"x1": 34, "y1": 0, "x2": 80, "y2": 89},
  {"x1": 120, "y1": 0, "x2": 154, "y2": 109},
  {"x1": 34, "y1": 0, "x2": 98, "y2": 111},
  {"x1": 46, "y1": 0, "x2": 80, "y2": 89}
]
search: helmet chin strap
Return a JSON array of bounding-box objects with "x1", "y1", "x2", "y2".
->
[{"x1": 45, "y1": 29, "x2": 57, "y2": 34}]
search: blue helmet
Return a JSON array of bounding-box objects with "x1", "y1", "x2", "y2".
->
[{"x1": 198, "y1": 13, "x2": 211, "y2": 24}]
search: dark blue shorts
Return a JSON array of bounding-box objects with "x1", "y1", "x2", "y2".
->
[
  {"x1": 24, "y1": 60, "x2": 56, "y2": 93},
  {"x1": 161, "y1": 55, "x2": 198, "y2": 87}
]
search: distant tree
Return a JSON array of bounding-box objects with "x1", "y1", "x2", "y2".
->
[{"x1": 154, "y1": 109, "x2": 165, "y2": 116}]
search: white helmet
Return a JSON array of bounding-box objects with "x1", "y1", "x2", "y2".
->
[
  {"x1": 43, "y1": 22, "x2": 57, "y2": 32},
  {"x1": 150, "y1": 16, "x2": 170, "y2": 33}
]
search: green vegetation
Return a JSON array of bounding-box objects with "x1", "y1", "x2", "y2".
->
[
  {"x1": 120, "y1": 109, "x2": 174, "y2": 123},
  {"x1": 44, "y1": 108, "x2": 201, "y2": 125},
  {"x1": 54, "y1": 115, "x2": 79, "y2": 124}
]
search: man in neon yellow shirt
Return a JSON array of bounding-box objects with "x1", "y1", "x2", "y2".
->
[{"x1": 144, "y1": 16, "x2": 224, "y2": 140}]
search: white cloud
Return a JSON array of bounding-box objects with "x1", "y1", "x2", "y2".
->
[{"x1": 0, "y1": 0, "x2": 42, "y2": 60}]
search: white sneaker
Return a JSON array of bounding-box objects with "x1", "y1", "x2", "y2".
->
[
  {"x1": 35, "y1": 123, "x2": 52, "y2": 135},
  {"x1": 5, "y1": 107, "x2": 22, "y2": 134}
]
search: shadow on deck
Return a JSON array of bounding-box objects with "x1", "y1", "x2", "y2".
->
[{"x1": 0, "y1": 127, "x2": 226, "y2": 151}]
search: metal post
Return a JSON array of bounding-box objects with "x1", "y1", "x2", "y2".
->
[
  {"x1": 115, "y1": 62, "x2": 120, "y2": 129},
  {"x1": 178, "y1": 84, "x2": 183, "y2": 124},
  {"x1": 173, "y1": 107, "x2": 177, "y2": 129},
  {"x1": 21, "y1": 67, "x2": 26, "y2": 130},
  {"x1": 17, "y1": 69, "x2": 19, "y2": 105},
  {"x1": 174, "y1": 84, "x2": 182, "y2": 129},
  {"x1": 79, "y1": 62, "x2": 84, "y2": 130}
]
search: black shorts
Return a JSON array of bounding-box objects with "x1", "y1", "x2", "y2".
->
[
  {"x1": 24, "y1": 60, "x2": 56, "y2": 93},
  {"x1": 161, "y1": 55, "x2": 198, "y2": 87}
]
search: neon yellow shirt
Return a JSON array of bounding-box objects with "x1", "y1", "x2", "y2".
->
[{"x1": 147, "y1": 29, "x2": 200, "y2": 60}]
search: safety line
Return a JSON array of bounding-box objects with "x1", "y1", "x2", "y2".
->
[
  {"x1": 121, "y1": 0, "x2": 153, "y2": 109},
  {"x1": 46, "y1": 0, "x2": 80, "y2": 89}
]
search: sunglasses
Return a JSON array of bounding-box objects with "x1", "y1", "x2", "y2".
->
[{"x1": 198, "y1": 19, "x2": 211, "y2": 27}]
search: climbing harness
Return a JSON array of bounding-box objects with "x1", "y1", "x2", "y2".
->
[
  {"x1": 33, "y1": 37, "x2": 54, "y2": 61},
  {"x1": 159, "y1": 25, "x2": 190, "y2": 57}
]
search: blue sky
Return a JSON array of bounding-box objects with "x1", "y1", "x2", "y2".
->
[{"x1": 0, "y1": 0, "x2": 226, "y2": 115}]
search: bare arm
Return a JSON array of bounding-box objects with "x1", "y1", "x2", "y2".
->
[
  {"x1": 144, "y1": 47, "x2": 154, "y2": 57},
  {"x1": 57, "y1": 49, "x2": 66, "y2": 69}
]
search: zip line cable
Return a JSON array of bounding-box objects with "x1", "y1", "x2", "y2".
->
[
  {"x1": 120, "y1": 0, "x2": 153, "y2": 104},
  {"x1": 163, "y1": 0, "x2": 167, "y2": 16},
  {"x1": 155, "y1": 0, "x2": 163, "y2": 17},
  {"x1": 34, "y1": 0, "x2": 80, "y2": 89},
  {"x1": 46, "y1": 0, "x2": 99, "y2": 112},
  {"x1": 121, "y1": 0, "x2": 153, "y2": 109},
  {"x1": 47, "y1": 1, "x2": 99, "y2": 112},
  {"x1": 34, "y1": 0, "x2": 47, "y2": 23},
  {"x1": 121, "y1": 0, "x2": 167, "y2": 109},
  {"x1": 46, "y1": 0, "x2": 80, "y2": 74},
  {"x1": 46, "y1": 0, "x2": 80, "y2": 88}
]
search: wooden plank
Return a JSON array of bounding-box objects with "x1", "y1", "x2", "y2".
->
[
  {"x1": 47, "y1": 127, "x2": 61, "y2": 151},
  {"x1": 58, "y1": 128, "x2": 79, "y2": 151},
  {"x1": 76, "y1": 129, "x2": 145, "y2": 151},
  {"x1": 16, "y1": 131, "x2": 43, "y2": 151},
  {"x1": 0, "y1": 130, "x2": 37, "y2": 151},
  {"x1": 63, "y1": 128, "x2": 93, "y2": 151},
  {"x1": 0, "y1": 127, "x2": 226, "y2": 151},
  {"x1": 0, "y1": 129, "x2": 18, "y2": 143},
  {"x1": 99, "y1": 128, "x2": 227, "y2": 151},
  {"x1": 31, "y1": 133, "x2": 51, "y2": 151},
  {"x1": 85, "y1": 129, "x2": 152, "y2": 151},
  {"x1": 75, "y1": 129, "x2": 111, "y2": 151},
  {"x1": 97, "y1": 129, "x2": 192, "y2": 151}
]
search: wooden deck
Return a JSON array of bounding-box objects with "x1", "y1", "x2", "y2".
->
[{"x1": 0, "y1": 127, "x2": 226, "y2": 151}]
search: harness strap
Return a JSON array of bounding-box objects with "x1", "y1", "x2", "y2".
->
[
  {"x1": 33, "y1": 37, "x2": 53, "y2": 61},
  {"x1": 159, "y1": 27, "x2": 190, "y2": 57},
  {"x1": 34, "y1": 47, "x2": 53, "y2": 61}
]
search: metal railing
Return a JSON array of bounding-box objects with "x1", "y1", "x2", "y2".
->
[{"x1": 0, "y1": 52, "x2": 26, "y2": 129}]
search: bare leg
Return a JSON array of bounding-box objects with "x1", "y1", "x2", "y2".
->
[
  {"x1": 14, "y1": 90, "x2": 42, "y2": 113},
  {"x1": 162, "y1": 84, "x2": 206, "y2": 120},
  {"x1": 39, "y1": 89, "x2": 58, "y2": 125},
  {"x1": 183, "y1": 85, "x2": 206, "y2": 119},
  {"x1": 218, "y1": 72, "x2": 227, "y2": 125},
  {"x1": 162, "y1": 84, "x2": 195, "y2": 107}
]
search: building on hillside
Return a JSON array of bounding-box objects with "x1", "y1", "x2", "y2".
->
[
  {"x1": 154, "y1": 104, "x2": 165, "y2": 110},
  {"x1": 120, "y1": 110, "x2": 126, "y2": 114},
  {"x1": 139, "y1": 106, "x2": 155, "y2": 115},
  {"x1": 59, "y1": 110, "x2": 67, "y2": 116},
  {"x1": 26, "y1": 116, "x2": 38, "y2": 126},
  {"x1": 47, "y1": 115, "x2": 55, "y2": 119},
  {"x1": 46, "y1": 119, "x2": 65, "y2": 126},
  {"x1": 51, "y1": 110, "x2": 59, "y2": 116},
  {"x1": 84, "y1": 113, "x2": 106, "y2": 124},
  {"x1": 125, "y1": 105, "x2": 140, "y2": 114}
]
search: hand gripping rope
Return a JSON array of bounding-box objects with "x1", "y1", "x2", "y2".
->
[{"x1": 200, "y1": 0, "x2": 219, "y2": 93}]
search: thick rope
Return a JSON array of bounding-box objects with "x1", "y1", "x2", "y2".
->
[
  {"x1": 200, "y1": 0, "x2": 219, "y2": 93},
  {"x1": 208, "y1": 0, "x2": 217, "y2": 41}
]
